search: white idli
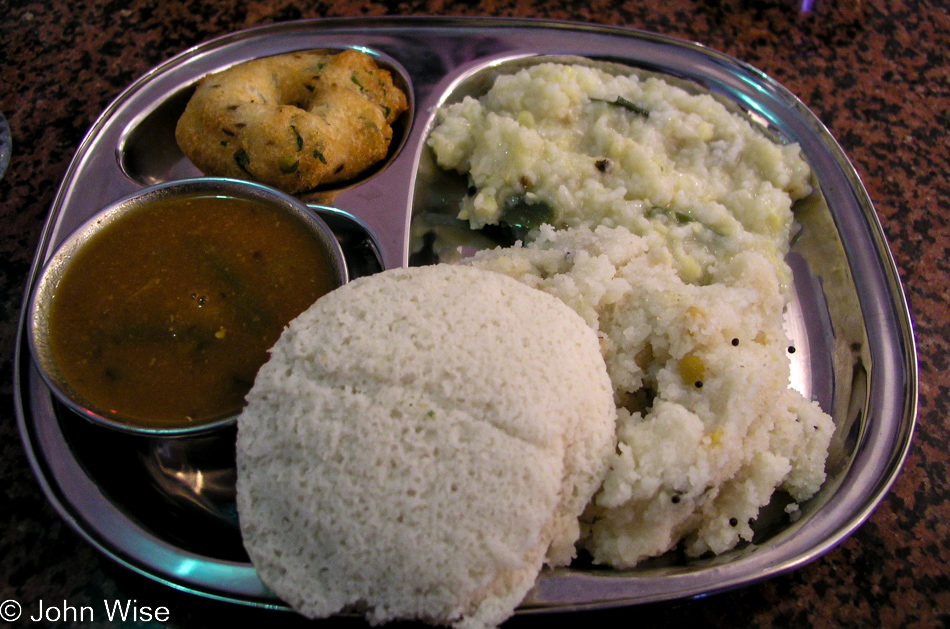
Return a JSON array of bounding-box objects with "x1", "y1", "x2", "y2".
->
[{"x1": 236, "y1": 264, "x2": 616, "y2": 628}]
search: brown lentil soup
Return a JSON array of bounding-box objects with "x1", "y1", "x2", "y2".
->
[{"x1": 48, "y1": 193, "x2": 338, "y2": 429}]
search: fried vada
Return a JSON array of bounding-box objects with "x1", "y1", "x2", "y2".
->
[{"x1": 175, "y1": 49, "x2": 408, "y2": 193}]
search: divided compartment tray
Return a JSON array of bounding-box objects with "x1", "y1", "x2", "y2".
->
[{"x1": 14, "y1": 17, "x2": 916, "y2": 611}]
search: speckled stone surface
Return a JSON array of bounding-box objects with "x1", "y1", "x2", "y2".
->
[{"x1": 1, "y1": 0, "x2": 947, "y2": 627}]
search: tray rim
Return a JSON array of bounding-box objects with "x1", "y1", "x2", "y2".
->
[{"x1": 13, "y1": 14, "x2": 918, "y2": 614}]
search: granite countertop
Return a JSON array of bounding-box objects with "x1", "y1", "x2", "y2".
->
[{"x1": 1, "y1": 1, "x2": 947, "y2": 627}]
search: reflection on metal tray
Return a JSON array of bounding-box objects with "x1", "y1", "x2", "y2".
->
[{"x1": 14, "y1": 17, "x2": 916, "y2": 612}]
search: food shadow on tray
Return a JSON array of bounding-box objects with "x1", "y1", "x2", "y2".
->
[{"x1": 56, "y1": 397, "x2": 248, "y2": 562}]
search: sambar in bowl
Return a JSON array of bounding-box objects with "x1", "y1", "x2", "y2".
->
[{"x1": 28, "y1": 177, "x2": 347, "y2": 436}]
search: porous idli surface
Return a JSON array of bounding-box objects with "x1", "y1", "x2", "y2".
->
[{"x1": 236, "y1": 264, "x2": 616, "y2": 629}]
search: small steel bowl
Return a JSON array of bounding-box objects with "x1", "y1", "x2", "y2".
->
[{"x1": 27, "y1": 177, "x2": 348, "y2": 437}]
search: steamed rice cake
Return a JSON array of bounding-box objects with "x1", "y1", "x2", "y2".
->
[{"x1": 235, "y1": 264, "x2": 616, "y2": 628}]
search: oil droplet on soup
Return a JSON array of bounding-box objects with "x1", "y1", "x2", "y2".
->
[{"x1": 47, "y1": 194, "x2": 338, "y2": 429}]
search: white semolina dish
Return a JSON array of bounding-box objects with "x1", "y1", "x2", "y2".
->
[
  {"x1": 427, "y1": 61, "x2": 835, "y2": 569},
  {"x1": 427, "y1": 60, "x2": 811, "y2": 289},
  {"x1": 466, "y1": 225, "x2": 832, "y2": 566}
]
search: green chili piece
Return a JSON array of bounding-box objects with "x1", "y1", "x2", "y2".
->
[
  {"x1": 592, "y1": 96, "x2": 650, "y2": 118},
  {"x1": 648, "y1": 206, "x2": 696, "y2": 225}
]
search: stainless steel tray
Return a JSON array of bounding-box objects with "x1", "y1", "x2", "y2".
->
[{"x1": 14, "y1": 16, "x2": 917, "y2": 612}]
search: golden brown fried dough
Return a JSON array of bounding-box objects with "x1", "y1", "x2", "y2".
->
[{"x1": 175, "y1": 49, "x2": 408, "y2": 193}]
